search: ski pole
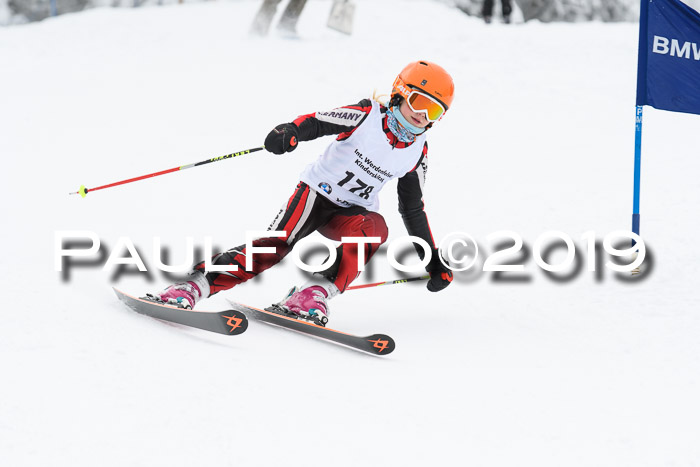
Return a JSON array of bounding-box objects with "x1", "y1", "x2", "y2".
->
[
  {"x1": 69, "y1": 146, "x2": 265, "y2": 198},
  {"x1": 345, "y1": 275, "x2": 429, "y2": 291}
]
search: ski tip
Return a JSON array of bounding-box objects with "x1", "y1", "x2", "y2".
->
[
  {"x1": 365, "y1": 334, "x2": 396, "y2": 355},
  {"x1": 113, "y1": 287, "x2": 127, "y2": 300}
]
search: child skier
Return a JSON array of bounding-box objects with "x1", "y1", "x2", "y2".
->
[{"x1": 153, "y1": 60, "x2": 455, "y2": 325}]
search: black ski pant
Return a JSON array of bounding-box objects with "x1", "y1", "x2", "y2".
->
[{"x1": 482, "y1": 0, "x2": 512, "y2": 18}]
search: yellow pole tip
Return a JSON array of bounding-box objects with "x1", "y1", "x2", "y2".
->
[{"x1": 79, "y1": 185, "x2": 88, "y2": 198}]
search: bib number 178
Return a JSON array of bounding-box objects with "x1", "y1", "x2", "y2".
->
[{"x1": 338, "y1": 171, "x2": 374, "y2": 200}]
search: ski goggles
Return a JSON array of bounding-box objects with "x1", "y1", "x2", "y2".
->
[
  {"x1": 392, "y1": 76, "x2": 447, "y2": 122},
  {"x1": 406, "y1": 90, "x2": 446, "y2": 122}
]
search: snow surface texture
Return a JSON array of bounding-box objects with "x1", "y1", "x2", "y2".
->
[{"x1": 1, "y1": 1, "x2": 699, "y2": 466}]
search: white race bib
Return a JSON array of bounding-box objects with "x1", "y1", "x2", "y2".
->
[{"x1": 300, "y1": 100, "x2": 426, "y2": 211}]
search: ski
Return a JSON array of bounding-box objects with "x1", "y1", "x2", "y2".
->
[
  {"x1": 114, "y1": 288, "x2": 248, "y2": 335},
  {"x1": 227, "y1": 300, "x2": 395, "y2": 356}
]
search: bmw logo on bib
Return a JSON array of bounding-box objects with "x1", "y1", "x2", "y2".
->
[{"x1": 318, "y1": 182, "x2": 332, "y2": 194}]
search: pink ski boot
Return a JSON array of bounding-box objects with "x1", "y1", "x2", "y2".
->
[
  {"x1": 151, "y1": 281, "x2": 202, "y2": 309},
  {"x1": 277, "y1": 278, "x2": 339, "y2": 326}
]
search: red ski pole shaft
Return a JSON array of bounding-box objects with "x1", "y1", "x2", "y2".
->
[
  {"x1": 345, "y1": 275, "x2": 430, "y2": 291},
  {"x1": 70, "y1": 146, "x2": 265, "y2": 198}
]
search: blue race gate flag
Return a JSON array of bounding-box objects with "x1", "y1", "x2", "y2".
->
[
  {"x1": 632, "y1": 0, "x2": 700, "y2": 246},
  {"x1": 636, "y1": 0, "x2": 700, "y2": 115}
]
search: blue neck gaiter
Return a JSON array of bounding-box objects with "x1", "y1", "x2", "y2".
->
[{"x1": 386, "y1": 106, "x2": 425, "y2": 143}]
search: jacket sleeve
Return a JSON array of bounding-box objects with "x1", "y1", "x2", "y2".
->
[
  {"x1": 292, "y1": 99, "x2": 373, "y2": 142},
  {"x1": 397, "y1": 142, "x2": 438, "y2": 264}
]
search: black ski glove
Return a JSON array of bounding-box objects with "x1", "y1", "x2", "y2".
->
[
  {"x1": 426, "y1": 251, "x2": 453, "y2": 292},
  {"x1": 264, "y1": 123, "x2": 299, "y2": 154}
]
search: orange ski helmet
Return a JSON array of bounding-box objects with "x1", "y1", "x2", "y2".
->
[{"x1": 391, "y1": 60, "x2": 454, "y2": 120}]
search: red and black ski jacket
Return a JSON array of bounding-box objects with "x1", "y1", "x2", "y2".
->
[{"x1": 291, "y1": 98, "x2": 439, "y2": 259}]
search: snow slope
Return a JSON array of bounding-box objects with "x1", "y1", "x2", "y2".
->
[{"x1": 1, "y1": 1, "x2": 699, "y2": 466}]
